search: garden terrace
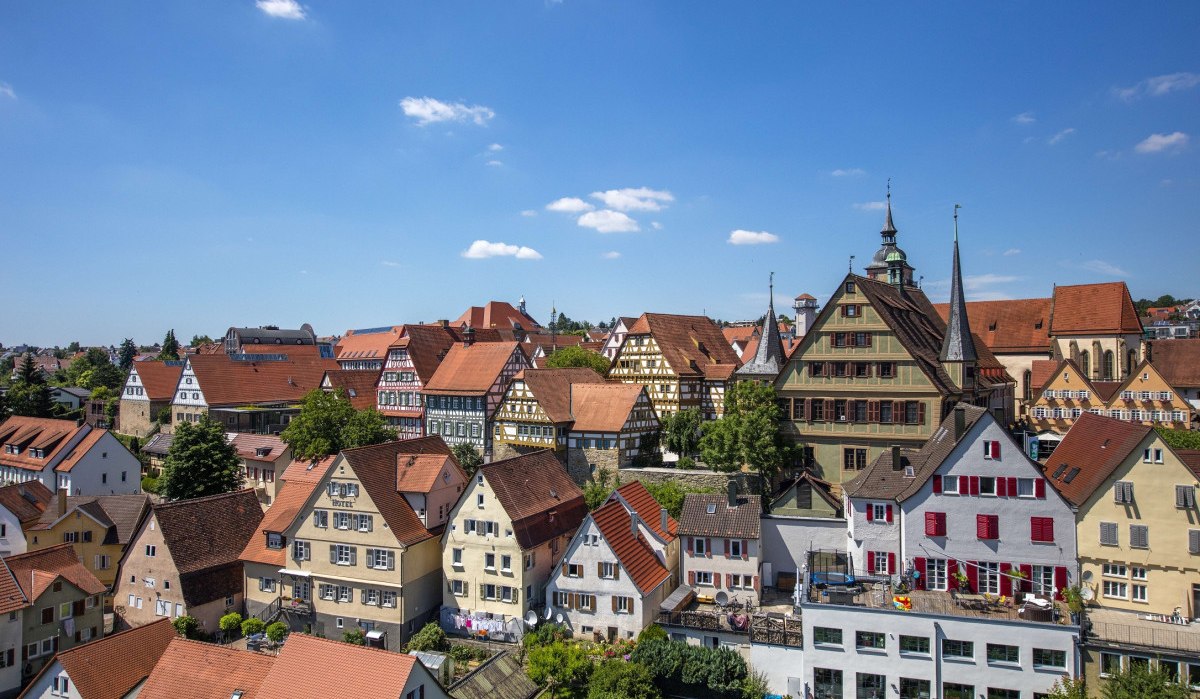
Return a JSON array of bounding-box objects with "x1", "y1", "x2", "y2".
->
[{"x1": 806, "y1": 583, "x2": 1072, "y2": 626}]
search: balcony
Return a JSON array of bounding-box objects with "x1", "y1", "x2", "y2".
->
[
  {"x1": 805, "y1": 583, "x2": 1072, "y2": 626},
  {"x1": 1085, "y1": 607, "x2": 1200, "y2": 655}
]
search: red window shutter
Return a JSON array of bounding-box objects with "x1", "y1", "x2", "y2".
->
[
  {"x1": 991, "y1": 441, "x2": 1001, "y2": 460},
  {"x1": 997, "y1": 478, "x2": 1008, "y2": 497},
  {"x1": 933, "y1": 475, "x2": 943, "y2": 494},
  {"x1": 687, "y1": 537, "x2": 693, "y2": 556},
  {"x1": 924, "y1": 512, "x2": 936, "y2": 535},
  {"x1": 1035, "y1": 479, "x2": 1046, "y2": 499},
  {"x1": 867, "y1": 550, "x2": 876, "y2": 573},
  {"x1": 937, "y1": 513, "x2": 947, "y2": 536},
  {"x1": 1019, "y1": 564, "x2": 1033, "y2": 594},
  {"x1": 885, "y1": 505, "x2": 893, "y2": 523},
  {"x1": 724, "y1": 540, "x2": 731, "y2": 559},
  {"x1": 714, "y1": 572, "x2": 722, "y2": 589},
  {"x1": 965, "y1": 561, "x2": 978, "y2": 592},
  {"x1": 741, "y1": 540, "x2": 748, "y2": 560},
  {"x1": 726, "y1": 573, "x2": 734, "y2": 589},
  {"x1": 1043, "y1": 519, "x2": 1054, "y2": 543},
  {"x1": 970, "y1": 476, "x2": 980, "y2": 496},
  {"x1": 976, "y1": 514, "x2": 988, "y2": 539},
  {"x1": 1054, "y1": 567, "x2": 1068, "y2": 599},
  {"x1": 887, "y1": 552, "x2": 896, "y2": 574},
  {"x1": 1000, "y1": 567, "x2": 1013, "y2": 597},
  {"x1": 918, "y1": 402, "x2": 926, "y2": 424},
  {"x1": 688, "y1": 570, "x2": 695, "y2": 586},
  {"x1": 1007, "y1": 477, "x2": 1017, "y2": 495},
  {"x1": 867, "y1": 505, "x2": 874, "y2": 522},
  {"x1": 914, "y1": 557, "x2": 927, "y2": 589},
  {"x1": 753, "y1": 575, "x2": 760, "y2": 592}
]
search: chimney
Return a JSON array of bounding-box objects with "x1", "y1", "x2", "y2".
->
[
  {"x1": 57, "y1": 489, "x2": 68, "y2": 517},
  {"x1": 438, "y1": 320, "x2": 449, "y2": 328},
  {"x1": 727, "y1": 480, "x2": 739, "y2": 508},
  {"x1": 463, "y1": 326, "x2": 475, "y2": 347},
  {"x1": 953, "y1": 404, "x2": 966, "y2": 441},
  {"x1": 660, "y1": 507, "x2": 669, "y2": 533},
  {"x1": 891, "y1": 445, "x2": 902, "y2": 471}
]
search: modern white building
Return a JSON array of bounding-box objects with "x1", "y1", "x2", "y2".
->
[{"x1": 0, "y1": 417, "x2": 141, "y2": 497}]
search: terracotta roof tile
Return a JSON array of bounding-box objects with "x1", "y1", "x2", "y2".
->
[
  {"x1": 454, "y1": 301, "x2": 543, "y2": 331},
  {"x1": 128, "y1": 361, "x2": 186, "y2": 401},
  {"x1": 569, "y1": 383, "x2": 652, "y2": 433},
  {"x1": 1050, "y1": 282, "x2": 1143, "y2": 335},
  {"x1": 0, "y1": 417, "x2": 87, "y2": 473},
  {"x1": 933, "y1": 298, "x2": 1052, "y2": 354},
  {"x1": 0, "y1": 481, "x2": 52, "y2": 526},
  {"x1": 0, "y1": 558, "x2": 27, "y2": 615},
  {"x1": 611, "y1": 481, "x2": 677, "y2": 541},
  {"x1": 395, "y1": 453, "x2": 458, "y2": 493},
  {"x1": 334, "y1": 326, "x2": 403, "y2": 362},
  {"x1": 139, "y1": 637, "x2": 273, "y2": 699},
  {"x1": 240, "y1": 459, "x2": 336, "y2": 567},
  {"x1": 229, "y1": 433, "x2": 290, "y2": 463},
  {"x1": 186, "y1": 353, "x2": 338, "y2": 407},
  {"x1": 340, "y1": 437, "x2": 455, "y2": 546},
  {"x1": 424, "y1": 342, "x2": 524, "y2": 395},
  {"x1": 1179, "y1": 450, "x2": 1200, "y2": 481},
  {"x1": 1030, "y1": 359, "x2": 1061, "y2": 393},
  {"x1": 31, "y1": 618, "x2": 177, "y2": 699},
  {"x1": 481, "y1": 450, "x2": 586, "y2": 550},
  {"x1": 153, "y1": 489, "x2": 263, "y2": 579},
  {"x1": 515, "y1": 368, "x2": 607, "y2": 424},
  {"x1": 1042, "y1": 412, "x2": 1153, "y2": 507},
  {"x1": 320, "y1": 369, "x2": 381, "y2": 410},
  {"x1": 678, "y1": 494, "x2": 761, "y2": 538},
  {"x1": 5, "y1": 543, "x2": 107, "y2": 599},
  {"x1": 626, "y1": 313, "x2": 742, "y2": 380},
  {"x1": 391, "y1": 325, "x2": 461, "y2": 384},
  {"x1": 256, "y1": 633, "x2": 424, "y2": 699},
  {"x1": 592, "y1": 482, "x2": 677, "y2": 595},
  {"x1": 1151, "y1": 339, "x2": 1200, "y2": 387},
  {"x1": 53, "y1": 428, "x2": 107, "y2": 473}
]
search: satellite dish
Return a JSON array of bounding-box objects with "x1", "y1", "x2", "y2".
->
[
  {"x1": 555, "y1": 613, "x2": 564, "y2": 624},
  {"x1": 1081, "y1": 570, "x2": 1093, "y2": 582},
  {"x1": 1081, "y1": 586, "x2": 1095, "y2": 601},
  {"x1": 525, "y1": 610, "x2": 539, "y2": 627},
  {"x1": 544, "y1": 606, "x2": 553, "y2": 620},
  {"x1": 715, "y1": 591, "x2": 729, "y2": 606}
]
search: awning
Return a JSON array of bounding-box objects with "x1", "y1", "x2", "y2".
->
[
  {"x1": 365, "y1": 630, "x2": 385, "y2": 640},
  {"x1": 278, "y1": 569, "x2": 311, "y2": 577}
]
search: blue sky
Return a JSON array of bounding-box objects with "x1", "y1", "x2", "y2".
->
[{"x1": 1, "y1": 2, "x2": 1196, "y2": 346}]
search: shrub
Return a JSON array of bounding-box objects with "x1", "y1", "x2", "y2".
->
[
  {"x1": 343, "y1": 628, "x2": 366, "y2": 646},
  {"x1": 141, "y1": 476, "x2": 160, "y2": 494},
  {"x1": 241, "y1": 617, "x2": 266, "y2": 637},
  {"x1": 524, "y1": 622, "x2": 567, "y2": 650},
  {"x1": 637, "y1": 624, "x2": 668, "y2": 644},
  {"x1": 265, "y1": 621, "x2": 288, "y2": 643},
  {"x1": 406, "y1": 622, "x2": 449, "y2": 652},
  {"x1": 588, "y1": 659, "x2": 660, "y2": 699},
  {"x1": 219, "y1": 612, "x2": 244, "y2": 637},
  {"x1": 172, "y1": 615, "x2": 200, "y2": 639},
  {"x1": 677, "y1": 456, "x2": 696, "y2": 469}
]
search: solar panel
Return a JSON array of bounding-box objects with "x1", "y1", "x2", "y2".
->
[{"x1": 229, "y1": 353, "x2": 288, "y2": 362}]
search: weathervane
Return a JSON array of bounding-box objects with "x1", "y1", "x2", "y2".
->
[
  {"x1": 769, "y1": 271, "x2": 774, "y2": 307},
  {"x1": 848, "y1": 255, "x2": 855, "y2": 272},
  {"x1": 953, "y1": 203, "x2": 962, "y2": 241}
]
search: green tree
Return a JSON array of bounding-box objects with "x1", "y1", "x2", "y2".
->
[
  {"x1": 241, "y1": 617, "x2": 266, "y2": 637},
  {"x1": 265, "y1": 621, "x2": 288, "y2": 643},
  {"x1": 700, "y1": 381, "x2": 795, "y2": 498},
  {"x1": 1043, "y1": 676, "x2": 1087, "y2": 699},
  {"x1": 219, "y1": 612, "x2": 244, "y2": 638},
  {"x1": 543, "y1": 345, "x2": 610, "y2": 374},
  {"x1": 1101, "y1": 662, "x2": 1190, "y2": 699},
  {"x1": 637, "y1": 624, "x2": 668, "y2": 644},
  {"x1": 160, "y1": 416, "x2": 242, "y2": 500},
  {"x1": 342, "y1": 408, "x2": 396, "y2": 449},
  {"x1": 584, "y1": 468, "x2": 619, "y2": 511},
  {"x1": 526, "y1": 641, "x2": 593, "y2": 697},
  {"x1": 118, "y1": 339, "x2": 137, "y2": 372},
  {"x1": 643, "y1": 480, "x2": 716, "y2": 520},
  {"x1": 631, "y1": 638, "x2": 748, "y2": 699},
  {"x1": 172, "y1": 615, "x2": 200, "y2": 639},
  {"x1": 342, "y1": 628, "x2": 366, "y2": 645},
  {"x1": 62, "y1": 347, "x2": 123, "y2": 391},
  {"x1": 190, "y1": 334, "x2": 213, "y2": 347},
  {"x1": 588, "y1": 660, "x2": 660, "y2": 699},
  {"x1": 158, "y1": 330, "x2": 180, "y2": 360},
  {"x1": 451, "y1": 443, "x2": 483, "y2": 477},
  {"x1": 661, "y1": 408, "x2": 701, "y2": 457},
  {"x1": 281, "y1": 389, "x2": 394, "y2": 460},
  {"x1": 523, "y1": 622, "x2": 567, "y2": 650},
  {"x1": 8, "y1": 352, "x2": 53, "y2": 418},
  {"x1": 405, "y1": 622, "x2": 449, "y2": 652},
  {"x1": 1156, "y1": 426, "x2": 1200, "y2": 451}
]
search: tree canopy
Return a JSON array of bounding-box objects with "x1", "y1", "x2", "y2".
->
[
  {"x1": 280, "y1": 388, "x2": 396, "y2": 460},
  {"x1": 700, "y1": 381, "x2": 794, "y2": 497},
  {"x1": 450, "y1": 443, "x2": 483, "y2": 476},
  {"x1": 118, "y1": 339, "x2": 137, "y2": 372},
  {"x1": 7, "y1": 352, "x2": 53, "y2": 418},
  {"x1": 1156, "y1": 426, "x2": 1200, "y2": 451},
  {"x1": 630, "y1": 637, "x2": 747, "y2": 699},
  {"x1": 158, "y1": 330, "x2": 180, "y2": 360},
  {"x1": 160, "y1": 416, "x2": 243, "y2": 500},
  {"x1": 1100, "y1": 662, "x2": 1190, "y2": 699},
  {"x1": 190, "y1": 334, "x2": 213, "y2": 347},
  {"x1": 661, "y1": 408, "x2": 701, "y2": 457},
  {"x1": 526, "y1": 641, "x2": 593, "y2": 697},
  {"x1": 543, "y1": 345, "x2": 610, "y2": 374},
  {"x1": 588, "y1": 660, "x2": 660, "y2": 699},
  {"x1": 56, "y1": 347, "x2": 124, "y2": 392}
]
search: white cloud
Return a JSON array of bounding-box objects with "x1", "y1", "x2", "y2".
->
[
  {"x1": 1003, "y1": 248, "x2": 1021, "y2": 256},
  {"x1": 381, "y1": 260, "x2": 401, "y2": 268},
  {"x1": 577, "y1": 210, "x2": 639, "y2": 233},
  {"x1": 1081, "y1": 259, "x2": 1128, "y2": 277},
  {"x1": 963, "y1": 274, "x2": 1019, "y2": 292},
  {"x1": 602, "y1": 251, "x2": 621, "y2": 259},
  {"x1": 256, "y1": 0, "x2": 306, "y2": 19},
  {"x1": 545, "y1": 197, "x2": 594, "y2": 213},
  {"x1": 486, "y1": 160, "x2": 503, "y2": 167},
  {"x1": 1012, "y1": 112, "x2": 1036, "y2": 125},
  {"x1": 462, "y1": 240, "x2": 543, "y2": 260},
  {"x1": 651, "y1": 221, "x2": 663, "y2": 230},
  {"x1": 1115, "y1": 72, "x2": 1200, "y2": 101},
  {"x1": 1094, "y1": 149, "x2": 1121, "y2": 160},
  {"x1": 728, "y1": 230, "x2": 780, "y2": 246},
  {"x1": 1135, "y1": 131, "x2": 1189, "y2": 154},
  {"x1": 520, "y1": 210, "x2": 538, "y2": 217},
  {"x1": 1048, "y1": 127, "x2": 1076, "y2": 145},
  {"x1": 854, "y1": 201, "x2": 886, "y2": 211},
  {"x1": 487, "y1": 143, "x2": 503, "y2": 152},
  {"x1": 0, "y1": 83, "x2": 14, "y2": 100},
  {"x1": 589, "y1": 187, "x2": 674, "y2": 212},
  {"x1": 831, "y1": 168, "x2": 866, "y2": 177},
  {"x1": 399, "y1": 97, "x2": 495, "y2": 126}
]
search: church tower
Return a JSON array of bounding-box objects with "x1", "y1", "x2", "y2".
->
[
  {"x1": 939, "y1": 205, "x2": 978, "y2": 391},
  {"x1": 864, "y1": 182, "x2": 916, "y2": 288}
]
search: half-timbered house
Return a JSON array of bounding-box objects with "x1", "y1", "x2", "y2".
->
[{"x1": 422, "y1": 341, "x2": 528, "y2": 457}]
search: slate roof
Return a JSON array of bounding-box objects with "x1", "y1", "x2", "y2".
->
[
  {"x1": 0, "y1": 417, "x2": 87, "y2": 472},
  {"x1": 0, "y1": 481, "x2": 52, "y2": 526},
  {"x1": 228, "y1": 326, "x2": 317, "y2": 346},
  {"x1": 334, "y1": 326, "x2": 403, "y2": 362},
  {"x1": 5, "y1": 544, "x2": 107, "y2": 600},
  {"x1": 514, "y1": 368, "x2": 607, "y2": 423},
  {"x1": 934, "y1": 298, "x2": 1052, "y2": 354},
  {"x1": 481, "y1": 450, "x2": 586, "y2": 550},
  {"x1": 939, "y1": 237, "x2": 978, "y2": 363},
  {"x1": 339, "y1": 437, "x2": 453, "y2": 546},
  {"x1": 239, "y1": 459, "x2": 337, "y2": 567},
  {"x1": 1041, "y1": 412, "x2": 1153, "y2": 508},
  {"x1": 185, "y1": 353, "x2": 337, "y2": 407},
  {"x1": 29, "y1": 494, "x2": 149, "y2": 546},
  {"x1": 127, "y1": 362, "x2": 185, "y2": 401},
  {"x1": 592, "y1": 482, "x2": 676, "y2": 595},
  {"x1": 424, "y1": 342, "x2": 523, "y2": 395},
  {"x1": 450, "y1": 651, "x2": 539, "y2": 699},
  {"x1": 737, "y1": 296, "x2": 785, "y2": 379},
  {"x1": 454, "y1": 301, "x2": 543, "y2": 331},
  {"x1": 256, "y1": 633, "x2": 426, "y2": 699},
  {"x1": 844, "y1": 403, "x2": 989, "y2": 502},
  {"x1": 626, "y1": 313, "x2": 742, "y2": 380},
  {"x1": 320, "y1": 369, "x2": 381, "y2": 410},
  {"x1": 1151, "y1": 339, "x2": 1200, "y2": 387},
  {"x1": 569, "y1": 383, "x2": 652, "y2": 433},
  {"x1": 678, "y1": 493, "x2": 762, "y2": 539},
  {"x1": 26, "y1": 618, "x2": 176, "y2": 699},
  {"x1": 138, "y1": 637, "x2": 273, "y2": 699},
  {"x1": 1050, "y1": 282, "x2": 1143, "y2": 335}
]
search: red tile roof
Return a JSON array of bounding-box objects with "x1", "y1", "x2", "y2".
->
[
  {"x1": 1042, "y1": 412, "x2": 1153, "y2": 507},
  {"x1": 626, "y1": 313, "x2": 742, "y2": 380},
  {"x1": 128, "y1": 361, "x2": 185, "y2": 401},
  {"x1": 0, "y1": 558, "x2": 27, "y2": 616},
  {"x1": 1050, "y1": 282, "x2": 1143, "y2": 335},
  {"x1": 481, "y1": 450, "x2": 586, "y2": 550},
  {"x1": 592, "y1": 482, "x2": 676, "y2": 595},
  {"x1": 569, "y1": 383, "x2": 653, "y2": 433},
  {"x1": 54, "y1": 428, "x2": 107, "y2": 473},
  {"x1": 240, "y1": 459, "x2": 336, "y2": 567},
  {"x1": 0, "y1": 481, "x2": 52, "y2": 526},
  {"x1": 1179, "y1": 450, "x2": 1200, "y2": 481},
  {"x1": 256, "y1": 633, "x2": 424, "y2": 699},
  {"x1": 391, "y1": 324, "x2": 461, "y2": 384},
  {"x1": 424, "y1": 342, "x2": 524, "y2": 395},
  {"x1": 611, "y1": 481, "x2": 677, "y2": 541},
  {"x1": 454, "y1": 301, "x2": 543, "y2": 331},
  {"x1": 321, "y1": 369, "x2": 381, "y2": 410},
  {"x1": 515, "y1": 368, "x2": 608, "y2": 423},
  {"x1": 28, "y1": 618, "x2": 177, "y2": 699},
  {"x1": 1029, "y1": 359, "x2": 1061, "y2": 393},
  {"x1": 139, "y1": 637, "x2": 273, "y2": 699},
  {"x1": 5, "y1": 544, "x2": 107, "y2": 600},
  {"x1": 334, "y1": 326, "x2": 403, "y2": 362},
  {"x1": 186, "y1": 353, "x2": 338, "y2": 407},
  {"x1": 1151, "y1": 339, "x2": 1200, "y2": 387},
  {"x1": 152, "y1": 489, "x2": 264, "y2": 576},
  {"x1": 933, "y1": 298, "x2": 1052, "y2": 354},
  {"x1": 229, "y1": 433, "x2": 290, "y2": 463},
  {"x1": 340, "y1": 437, "x2": 454, "y2": 546},
  {"x1": 395, "y1": 453, "x2": 459, "y2": 493},
  {"x1": 0, "y1": 417, "x2": 87, "y2": 472}
]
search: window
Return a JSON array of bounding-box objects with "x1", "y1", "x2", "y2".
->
[
  {"x1": 986, "y1": 644, "x2": 1019, "y2": 665},
  {"x1": 1130, "y1": 524, "x2": 1149, "y2": 549},
  {"x1": 899, "y1": 635, "x2": 930, "y2": 655},
  {"x1": 926, "y1": 558, "x2": 947, "y2": 591},
  {"x1": 1100, "y1": 521, "x2": 1118, "y2": 546},
  {"x1": 856, "y1": 673, "x2": 885, "y2": 699},
  {"x1": 693, "y1": 538, "x2": 708, "y2": 556},
  {"x1": 485, "y1": 553, "x2": 496, "y2": 570},
  {"x1": 987, "y1": 690, "x2": 1020, "y2": 699},
  {"x1": 878, "y1": 362, "x2": 895, "y2": 379},
  {"x1": 1132, "y1": 584, "x2": 1148, "y2": 602},
  {"x1": 1177, "y1": 486, "x2": 1196, "y2": 509},
  {"x1": 614, "y1": 596, "x2": 632, "y2": 613},
  {"x1": 334, "y1": 544, "x2": 356, "y2": 566},
  {"x1": 976, "y1": 514, "x2": 999, "y2": 540},
  {"x1": 266, "y1": 532, "x2": 283, "y2": 549},
  {"x1": 451, "y1": 580, "x2": 466, "y2": 596},
  {"x1": 524, "y1": 552, "x2": 536, "y2": 569},
  {"x1": 977, "y1": 562, "x2": 1000, "y2": 594},
  {"x1": 41, "y1": 607, "x2": 54, "y2": 624},
  {"x1": 813, "y1": 626, "x2": 842, "y2": 646},
  {"x1": 925, "y1": 512, "x2": 946, "y2": 537},
  {"x1": 576, "y1": 593, "x2": 596, "y2": 611},
  {"x1": 943, "y1": 639, "x2": 974, "y2": 659},
  {"x1": 979, "y1": 477, "x2": 996, "y2": 496},
  {"x1": 338, "y1": 586, "x2": 352, "y2": 602},
  {"x1": 292, "y1": 540, "x2": 310, "y2": 561},
  {"x1": 843, "y1": 448, "x2": 867, "y2": 470},
  {"x1": 1103, "y1": 581, "x2": 1128, "y2": 599},
  {"x1": 334, "y1": 511, "x2": 351, "y2": 530},
  {"x1": 1114, "y1": 481, "x2": 1134, "y2": 504},
  {"x1": 312, "y1": 510, "x2": 328, "y2": 528},
  {"x1": 695, "y1": 571, "x2": 713, "y2": 586},
  {"x1": 259, "y1": 577, "x2": 277, "y2": 593},
  {"x1": 870, "y1": 551, "x2": 888, "y2": 574},
  {"x1": 145, "y1": 544, "x2": 156, "y2": 557},
  {"x1": 905, "y1": 401, "x2": 921, "y2": 424},
  {"x1": 1100, "y1": 652, "x2": 1122, "y2": 677},
  {"x1": 943, "y1": 684, "x2": 974, "y2": 699},
  {"x1": 814, "y1": 668, "x2": 843, "y2": 699},
  {"x1": 477, "y1": 493, "x2": 485, "y2": 508},
  {"x1": 899, "y1": 678, "x2": 930, "y2": 699},
  {"x1": 382, "y1": 590, "x2": 397, "y2": 607},
  {"x1": 566, "y1": 563, "x2": 583, "y2": 578},
  {"x1": 600, "y1": 562, "x2": 616, "y2": 579},
  {"x1": 942, "y1": 475, "x2": 959, "y2": 495},
  {"x1": 856, "y1": 630, "x2": 885, "y2": 650},
  {"x1": 1017, "y1": 478, "x2": 1035, "y2": 497},
  {"x1": 1031, "y1": 516, "x2": 1055, "y2": 543},
  {"x1": 367, "y1": 549, "x2": 393, "y2": 570},
  {"x1": 452, "y1": 548, "x2": 463, "y2": 566},
  {"x1": 356, "y1": 514, "x2": 373, "y2": 532},
  {"x1": 982, "y1": 440, "x2": 1001, "y2": 460},
  {"x1": 841, "y1": 304, "x2": 861, "y2": 318},
  {"x1": 871, "y1": 504, "x2": 886, "y2": 522},
  {"x1": 1103, "y1": 563, "x2": 1127, "y2": 577}
]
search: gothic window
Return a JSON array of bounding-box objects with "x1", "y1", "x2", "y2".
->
[{"x1": 1102, "y1": 351, "x2": 1114, "y2": 381}]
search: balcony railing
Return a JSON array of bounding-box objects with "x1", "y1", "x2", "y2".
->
[
  {"x1": 1087, "y1": 619, "x2": 1200, "y2": 654},
  {"x1": 655, "y1": 610, "x2": 803, "y2": 647}
]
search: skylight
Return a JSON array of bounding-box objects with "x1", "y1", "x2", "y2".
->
[{"x1": 706, "y1": 503, "x2": 717, "y2": 515}]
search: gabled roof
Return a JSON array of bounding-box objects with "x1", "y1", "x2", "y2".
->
[
  {"x1": 424, "y1": 342, "x2": 523, "y2": 395},
  {"x1": 608, "y1": 481, "x2": 678, "y2": 541},
  {"x1": 255, "y1": 633, "x2": 425, "y2": 699},
  {"x1": 128, "y1": 361, "x2": 185, "y2": 401},
  {"x1": 30, "y1": 494, "x2": 149, "y2": 546},
  {"x1": 340, "y1": 437, "x2": 452, "y2": 546},
  {"x1": 678, "y1": 493, "x2": 761, "y2": 539},
  {"x1": 391, "y1": 324, "x2": 461, "y2": 384},
  {"x1": 5, "y1": 543, "x2": 107, "y2": 600},
  {"x1": 454, "y1": 301, "x2": 543, "y2": 331},
  {"x1": 1030, "y1": 359, "x2": 1061, "y2": 394},
  {"x1": 591, "y1": 482, "x2": 675, "y2": 595},
  {"x1": 569, "y1": 383, "x2": 653, "y2": 433},
  {"x1": 934, "y1": 298, "x2": 1052, "y2": 354},
  {"x1": 625, "y1": 313, "x2": 742, "y2": 380},
  {"x1": 152, "y1": 489, "x2": 263, "y2": 575},
  {"x1": 480, "y1": 450, "x2": 586, "y2": 550},
  {"x1": 229, "y1": 433, "x2": 290, "y2": 464},
  {"x1": 449, "y1": 650, "x2": 538, "y2": 699},
  {"x1": 395, "y1": 453, "x2": 460, "y2": 493},
  {"x1": 1042, "y1": 412, "x2": 1154, "y2": 508},
  {"x1": 0, "y1": 481, "x2": 52, "y2": 526},
  {"x1": 334, "y1": 326, "x2": 403, "y2": 361},
  {"x1": 845, "y1": 404, "x2": 989, "y2": 502},
  {"x1": 139, "y1": 637, "x2": 273, "y2": 699},
  {"x1": 1050, "y1": 282, "x2": 1143, "y2": 335},
  {"x1": 184, "y1": 353, "x2": 338, "y2": 407},
  {"x1": 141, "y1": 432, "x2": 173, "y2": 457},
  {"x1": 0, "y1": 417, "x2": 87, "y2": 472},
  {"x1": 1179, "y1": 450, "x2": 1200, "y2": 481},
  {"x1": 770, "y1": 470, "x2": 843, "y2": 516},
  {"x1": 319, "y1": 369, "x2": 381, "y2": 410},
  {"x1": 240, "y1": 459, "x2": 337, "y2": 567},
  {"x1": 852, "y1": 275, "x2": 959, "y2": 395},
  {"x1": 28, "y1": 618, "x2": 176, "y2": 699},
  {"x1": 1151, "y1": 339, "x2": 1200, "y2": 388},
  {"x1": 0, "y1": 558, "x2": 27, "y2": 615},
  {"x1": 54, "y1": 428, "x2": 108, "y2": 473},
  {"x1": 514, "y1": 368, "x2": 607, "y2": 423}
]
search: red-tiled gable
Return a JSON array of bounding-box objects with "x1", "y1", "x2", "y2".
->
[
  {"x1": 153, "y1": 489, "x2": 264, "y2": 575},
  {"x1": 722, "y1": 326, "x2": 758, "y2": 344},
  {"x1": 0, "y1": 481, "x2": 52, "y2": 526},
  {"x1": 570, "y1": 383, "x2": 650, "y2": 433},
  {"x1": 339, "y1": 437, "x2": 452, "y2": 546},
  {"x1": 0, "y1": 417, "x2": 86, "y2": 472},
  {"x1": 391, "y1": 324, "x2": 461, "y2": 384},
  {"x1": 281, "y1": 455, "x2": 337, "y2": 485},
  {"x1": 335, "y1": 326, "x2": 403, "y2": 362},
  {"x1": 0, "y1": 558, "x2": 27, "y2": 615},
  {"x1": 1093, "y1": 381, "x2": 1123, "y2": 402},
  {"x1": 186, "y1": 353, "x2": 338, "y2": 407},
  {"x1": 256, "y1": 633, "x2": 422, "y2": 699},
  {"x1": 240, "y1": 460, "x2": 336, "y2": 567},
  {"x1": 1029, "y1": 359, "x2": 1060, "y2": 393},
  {"x1": 395, "y1": 453, "x2": 460, "y2": 493},
  {"x1": 482, "y1": 450, "x2": 586, "y2": 550},
  {"x1": 627, "y1": 313, "x2": 742, "y2": 380},
  {"x1": 54, "y1": 428, "x2": 107, "y2": 473},
  {"x1": 1050, "y1": 282, "x2": 1143, "y2": 335},
  {"x1": 424, "y1": 342, "x2": 522, "y2": 395},
  {"x1": 139, "y1": 638, "x2": 273, "y2": 699},
  {"x1": 678, "y1": 493, "x2": 761, "y2": 539},
  {"x1": 738, "y1": 335, "x2": 760, "y2": 360},
  {"x1": 454, "y1": 301, "x2": 543, "y2": 331},
  {"x1": 1152, "y1": 339, "x2": 1200, "y2": 387},
  {"x1": 29, "y1": 618, "x2": 177, "y2": 699},
  {"x1": 5, "y1": 544, "x2": 106, "y2": 600},
  {"x1": 128, "y1": 361, "x2": 185, "y2": 401},
  {"x1": 1042, "y1": 412, "x2": 1152, "y2": 508},
  {"x1": 229, "y1": 433, "x2": 289, "y2": 463},
  {"x1": 517, "y1": 368, "x2": 607, "y2": 423},
  {"x1": 530, "y1": 334, "x2": 585, "y2": 352},
  {"x1": 321, "y1": 369, "x2": 381, "y2": 410},
  {"x1": 934, "y1": 298, "x2": 1052, "y2": 354},
  {"x1": 611, "y1": 481, "x2": 677, "y2": 541},
  {"x1": 592, "y1": 494, "x2": 671, "y2": 595}
]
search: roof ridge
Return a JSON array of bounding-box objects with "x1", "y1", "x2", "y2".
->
[{"x1": 154, "y1": 488, "x2": 255, "y2": 510}]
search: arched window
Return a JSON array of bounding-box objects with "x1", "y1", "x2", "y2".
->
[
  {"x1": 1023, "y1": 370, "x2": 1033, "y2": 401},
  {"x1": 1103, "y1": 351, "x2": 1114, "y2": 380},
  {"x1": 1080, "y1": 351, "x2": 1090, "y2": 378}
]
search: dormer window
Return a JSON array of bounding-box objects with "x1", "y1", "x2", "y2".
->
[{"x1": 266, "y1": 533, "x2": 284, "y2": 549}]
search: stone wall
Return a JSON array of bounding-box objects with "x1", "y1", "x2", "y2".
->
[
  {"x1": 566, "y1": 447, "x2": 619, "y2": 485},
  {"x1": 613, "y1": 466, "x2": 762, "y2": 496}
]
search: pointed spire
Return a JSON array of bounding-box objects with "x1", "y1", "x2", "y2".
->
[
  {"x1": 939, "y1": 204, "x2": 978, "y2": 363},
  {"x1": 881, "y1": 178, "x2": 897, "y2": 235},
  {"x1": 736, "y1": 274, "x2": 785, "y2": 380}
]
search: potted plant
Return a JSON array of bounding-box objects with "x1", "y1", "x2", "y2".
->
[
  {"x1": 952, "y1": 570, "x2": 970, "y2": 592},
  {"x1": 1063, "y1": 585, "x2": 1085, "y2": 624}
]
